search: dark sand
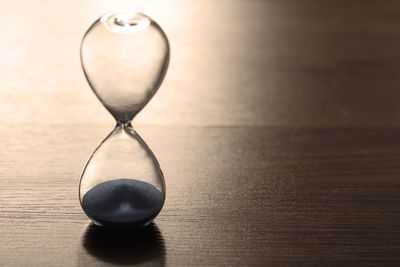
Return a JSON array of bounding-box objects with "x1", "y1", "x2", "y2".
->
[{"x1": 82, "y1": 179, "x2": 164, "y2": 228}]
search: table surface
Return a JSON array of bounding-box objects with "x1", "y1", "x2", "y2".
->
[{"x1": 2, "y1": 0, "x2": 400, "y2": 266}]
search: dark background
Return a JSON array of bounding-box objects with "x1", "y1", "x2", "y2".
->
[{"x1": 1, "y1": 0, "x2": 400, "y2": 266}]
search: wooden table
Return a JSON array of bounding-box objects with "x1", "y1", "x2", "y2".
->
[{"x1": 2, "y1": 0, "x2": 400, "y2": 266}]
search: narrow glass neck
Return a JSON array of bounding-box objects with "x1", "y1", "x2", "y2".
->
[{"x1": 116, "y1": 121, "x2": 133, "y2": 129}]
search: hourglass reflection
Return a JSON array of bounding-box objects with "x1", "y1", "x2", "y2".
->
[{"x1": 79, "y1": 11, "x2": 169, "y2": 229}]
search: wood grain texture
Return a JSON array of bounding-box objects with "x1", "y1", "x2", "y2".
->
[
  {"x1": 2, "y1": 125, "x2": 400, "y2": 266},
  {"x1": 2, "y1": 0, "x2": 400, "y2": 266}
]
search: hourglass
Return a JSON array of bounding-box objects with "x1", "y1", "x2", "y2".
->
[{"x1": 78, "y1": 11, "x2": 169, "y2": 229}]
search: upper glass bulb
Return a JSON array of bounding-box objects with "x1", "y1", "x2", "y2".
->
[{"x1": 80, "y1": 11, "x2": 170, "y2": 123}]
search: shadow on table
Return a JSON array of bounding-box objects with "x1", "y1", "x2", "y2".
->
[{"x1": 81, "y1": 223, "x2": 165, "y2": 266}]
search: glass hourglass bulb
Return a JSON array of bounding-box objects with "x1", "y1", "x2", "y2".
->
[{"x1": 79, "y1": 11, "x2": 169, "y2": 229}]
